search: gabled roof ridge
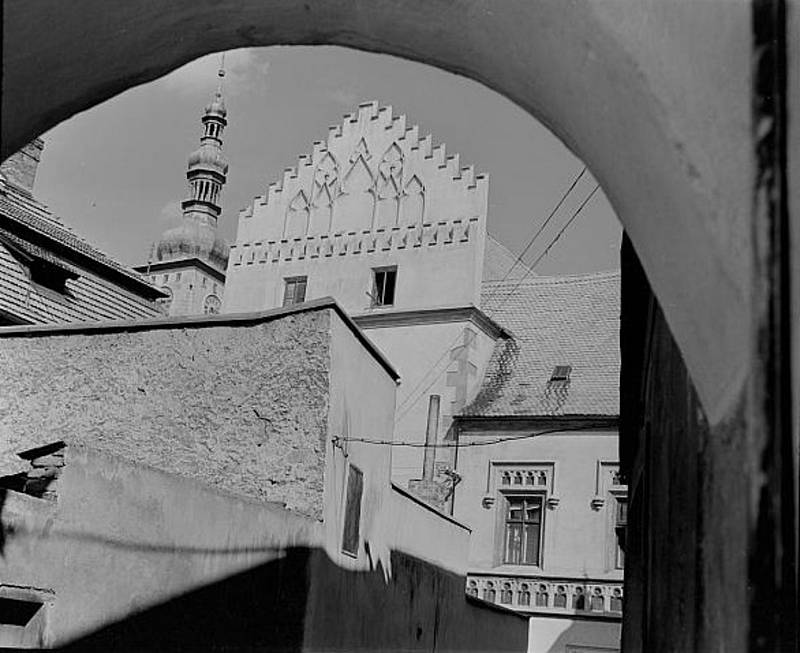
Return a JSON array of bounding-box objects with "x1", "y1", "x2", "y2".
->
[{"x1": 0, "y1": 189, "x2": 157, "y2": 291}]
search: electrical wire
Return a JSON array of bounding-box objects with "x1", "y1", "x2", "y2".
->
[
  {"x1": 394, "y1": 167, "x2": 589, "y2": 418},
  {"x1": 395, "y1": 183, "x2": 600, "y2": 422},
  {"x1": 486, "y1": 183, "x2": 600, "y2": 318},
  {"x1": 482, "y1": 165, "x2": 587, "y2": 310},
  {"x1": 331, "y1": 423, "x2": 610, "y2": 449}
]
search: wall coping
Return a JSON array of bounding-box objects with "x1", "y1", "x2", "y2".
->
[
  {"x1": 133, "y1": 257, "x2": 226, "y2": 283},
  {"x1": 0, "y1": 296, "x2": 400, "y2": 382},
  {"x1": 454, "y1": 416, "x2": 619, "y2": 432},
  {"x1": 390, "y1": 482, "x2": 472, "y2": 533},
  {"x1": 353, "y1": 304, "x2": 509, "y2": 340}
]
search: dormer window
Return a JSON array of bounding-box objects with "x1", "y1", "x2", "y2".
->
[
  {"x1": 0, "y1": 229, "x2": 78, "y2": 295},
  {"x1": 371, "y1": 266, "x2": 397, "y2": 307},
  {"x1": 549, "y1": 365, "x2": 572, "y2": 383}
]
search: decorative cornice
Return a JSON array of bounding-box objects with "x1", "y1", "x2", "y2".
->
[
  {"x1": 134, "y1": 257, "x2": 226, "y2": 283},
  {"x1": 353, "y1": 304, "x2": 509, "y2": 340},
  {"x1": 466, "y1": 572, "x2": 623, "y2": 620},
  {"x1": 231, "y1": 217, "x2": 479, "y2": 266}
]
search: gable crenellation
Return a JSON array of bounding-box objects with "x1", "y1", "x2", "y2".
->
[{"x1": 234, "y1": 101, "x2": 487, "y2": 247}]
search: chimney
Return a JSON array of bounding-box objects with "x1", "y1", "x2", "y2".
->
[
  {"x1": 0, "y1": 138, "x2": 45, "y2": 194},
  {"x1": 422, "y1": 394, "x2": 441, "y2": 481}
]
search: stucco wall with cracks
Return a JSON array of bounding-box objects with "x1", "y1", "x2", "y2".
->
[{"x1": 0, "y1": 310, "x2": 332, "y2": 518}]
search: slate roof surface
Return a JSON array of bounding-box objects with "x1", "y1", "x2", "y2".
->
[
  {"x1": 0, "y1": 183, "x2": 155, "y2": 290},
  {"x1": 465, "y1": 271, "x2": 620, "y2": 417}
]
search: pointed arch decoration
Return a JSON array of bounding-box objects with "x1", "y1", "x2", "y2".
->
[
  {"x1": 310, "y1": 152, "x2": 339, "y2": 235},
  {"x1": 350, "y1": 137, "x2": 371, "y2": 165},
  {"x1": 400, "y1": 175, "x2": 425, "y2": 226},
  {"x1": 284, "y1": 190, "x2": 310, "y2": 239},
  {"x1": 375, "y1": 142, "x2": 403, "y2": 229},
  {"x1": 338, "y1": 154, "x2": 375, "y2": 232}
]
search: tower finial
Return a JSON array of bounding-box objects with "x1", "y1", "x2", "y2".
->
[{"x1": 217, "y1": 53, "x2": 226, "y2": 94}]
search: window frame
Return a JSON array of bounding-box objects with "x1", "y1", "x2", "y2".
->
[
  {"x1": 500, "y1": 492, "x2": 545, "y2": 567},
  {"x1": 613, "y1": 495, "x2": 627, "y2": 570},
  {"x1": 370, "y1": 265, "x2": 397, "y2": 308},
  {"x1": 282, "y1": 275, "x2": 308, "y2": 307},
  {"x1": 341, "y1": 463, "x2": 364, "y2": 557}
]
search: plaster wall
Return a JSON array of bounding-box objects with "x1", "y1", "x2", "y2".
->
[
  {"x1": 322, "y1": 311, "x2": 398, "y2": 570},
  {"x1": 528, "y1": 616, "x2": 621, "y2": 653},
  {"x1": 141, "y1": 264, "x2": 223, "y2": 317},
  {"x1": 0, "y1": 445, "x2": 321, "y2": 648},
  {"x1": 0, "y1": 310, "x2": 333, "y2": 517},
  {"x1": 225, "y1": 234, "x2": 484, "y2": 315},
  {"x1": 363, "y1": 319, "x2": 498, "y2": 486},
  {"x1": 453, "y1": 427, "x2": 622, "y2": 580}
]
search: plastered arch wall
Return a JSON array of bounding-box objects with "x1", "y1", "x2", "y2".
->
[{"x1": 2, "y1": 0, "x2": 760, "y2": 424}]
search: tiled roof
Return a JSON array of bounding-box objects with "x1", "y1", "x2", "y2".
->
[
  {"x1": 0, "y1": 183, "x2": 156, "y2": 291},
  {"x1": 465, "y1": 271, "x2": 620, "y2": 417}
]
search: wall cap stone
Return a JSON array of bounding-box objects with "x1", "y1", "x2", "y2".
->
[{"x1": 0, "y1": 296, "x2": 400, "y2": 382}]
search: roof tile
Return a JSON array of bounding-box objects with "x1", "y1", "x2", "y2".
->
[{"x1": 464, "y1": 271, "x2": 620, "y2": 417}]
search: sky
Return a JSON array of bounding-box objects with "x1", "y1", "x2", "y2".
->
[{"x1": 34, "y1": 46, "x2": 621, "y2": 276}]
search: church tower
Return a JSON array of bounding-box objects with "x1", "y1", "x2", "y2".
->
[{"x1": 135, "y1": 57, "x2": 230, "y2": 316}]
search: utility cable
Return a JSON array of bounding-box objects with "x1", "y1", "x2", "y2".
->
[
  {"x1": 331, "y1": 423, "x2": 610, "y2": 449},
  {"x1": 395, "y1": 183, "x2": 600, "y2": 421}
]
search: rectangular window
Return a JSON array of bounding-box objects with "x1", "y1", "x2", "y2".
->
[
  {"x1": 371, "y1": 266, "x2": 397, "y2": 307},
  {"x1": 283, "y1": 276, "x2": 308, "y2": 306},
  {"x1": 503, "y1": 495, "x2": 543, "y2": 565},
  {"x1": 614, "y1": 497, "x2": 627, "y2": 569},
  {"x1": 341, "y1": 464, "x2": 363, "y2": 556}
]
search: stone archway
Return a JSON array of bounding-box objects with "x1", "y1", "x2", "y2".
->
[
  {"x1": 2, "y1": 2, "x2": 796, "y2": 651},
  {"x1": 1, "y1": 0, "x2": 759, "y2": 424}
]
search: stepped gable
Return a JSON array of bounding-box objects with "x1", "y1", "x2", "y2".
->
[
  {"x1": 465, "y1": 271, "x2": 620, "y2": 417},
  {"x1": 233, "y1": 101, "x2": 489, "y2": 249}
]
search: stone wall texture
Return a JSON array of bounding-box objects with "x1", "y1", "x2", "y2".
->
[{"x1": 0, "y1": 310, "x2": 332, "y2": 518}]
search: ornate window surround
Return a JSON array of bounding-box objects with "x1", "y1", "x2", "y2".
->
[{"x1": 482, "y1": 461, "x2": 559, "y2": 510}]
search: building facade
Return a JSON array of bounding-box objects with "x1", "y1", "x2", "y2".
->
[
  {"x1": 222, "y1": 100, "x2": 509, "y2": 495},
  {"x1": 0, "y1": 141, "x2": 166, "y2": 325},
  {"x1": 135, "y1": 64, "x2": 230, "y2": 316},
  {"x1": 454, "y1": 273, "x2": 624, "y2": 653}
]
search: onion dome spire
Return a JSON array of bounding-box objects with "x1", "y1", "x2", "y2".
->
[{"x1": 154, "y1": 55, "x2": 230, "y2": 272}]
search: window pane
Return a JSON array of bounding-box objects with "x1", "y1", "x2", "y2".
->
[
  {"x1": 383, "y1": 269, "x2": 396, "y2": 305},
  {"x1": 524, "y1": 523, "x2": 541, "y2": 564},
  {"x1": 341, "y1": 465, "x2": 363, "y2": 555},
  {"x1": 373, "y1": 271, "x2": 385, "y2": 305},
  {"x1": 296, "y1": 279, "x2": 307, "y2": 303},
  {"x1": 505, "y1": 523, "x2": 523, "y2": 564},
  {"x1": 507, "y1": 499, "x2": 524, "y2": 520},
  {"x1": 525, "y1": 500, "x2": 541, "y2": 523},
  {"x1": 616, "y1": 498, "x2": 628, "y2": 525}
]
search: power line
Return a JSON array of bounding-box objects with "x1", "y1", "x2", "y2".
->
[
  {"x1": 395, "y1": 183, "x2": 600, "y2": 421},
  {"x1": 487, "y1": 183, "x2": 600, "y2": 318},
  {"x1": 332, "y1": 424, "x2": 609, "y2": 449},
  {"x1": 395, "y1": 169, "x2": 590, "y2": 418},
  {"x1": 483, "y1": 165, "x2": 587, "y2": 309}
]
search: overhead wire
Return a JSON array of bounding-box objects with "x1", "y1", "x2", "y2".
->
[
  {"x1": 332, "y1": 423, "x2": 611, "y2": 448},
  {"x1": 394, "y1": 180, "x2": 601, "y2": 423},
  {"x1": 393, "y1": 166, "x2": 589, "y2": 418}
]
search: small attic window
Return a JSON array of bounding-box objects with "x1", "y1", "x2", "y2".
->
[{"x1": 549, "y1": 365, "x2": 572, "y2": 383}]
